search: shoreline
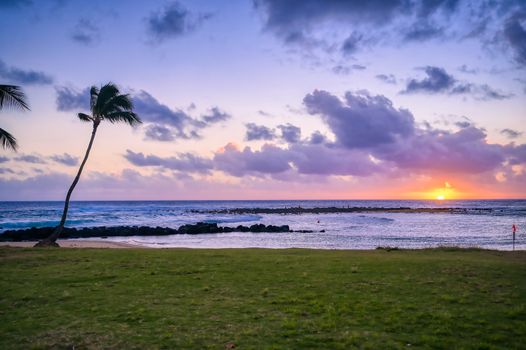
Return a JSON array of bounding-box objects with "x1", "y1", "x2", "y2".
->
[
  {"x1": 0, "y1": 240, "x2": 523, "y2": 251},
  {"x1": 0, "y1": 239, "x2": 143, "y2": 249}
]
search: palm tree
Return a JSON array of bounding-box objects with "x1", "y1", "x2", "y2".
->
[
  {"x1": 0, "y1": 84, "x2": 30, "y2": 151},
  {"x1": 35, "y1": 83, "x2": 141, "y2": 247}
]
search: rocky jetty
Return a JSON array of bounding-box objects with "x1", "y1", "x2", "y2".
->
[
  {"x1": 0, "y1": 222, "x2": 291, "y2": 242},
  {"x1": 193, "y1": 207, "x2": 493, "y2": 215}
]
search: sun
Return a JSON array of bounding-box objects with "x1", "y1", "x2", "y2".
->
[{"x1": 436, "y1": 195, "x2": 445, "y2": 201}]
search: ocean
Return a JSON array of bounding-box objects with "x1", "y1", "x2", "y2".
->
[{"x1": 0, "y1": 200, "x2": 525, "y2": 250}]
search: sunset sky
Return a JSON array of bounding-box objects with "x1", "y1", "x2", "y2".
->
[{"x1": 0, "y1": 0, "x2": 525, "y2": 200}]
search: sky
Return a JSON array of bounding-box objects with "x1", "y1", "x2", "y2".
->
[{"x1": 0, "y1": 0, "x2": 525, "y2": 200}]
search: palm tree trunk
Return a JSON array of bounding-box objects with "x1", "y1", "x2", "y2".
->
[{"x1": 35, "y1": 121, "x2": 100, "y2": 247}]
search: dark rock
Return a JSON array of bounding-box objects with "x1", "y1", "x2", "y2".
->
[{"x1": 0, "y1": 222, "x2": 294, "y2": 242}]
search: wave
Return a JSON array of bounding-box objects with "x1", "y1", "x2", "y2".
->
[
  {"x1": 201, "y1": 215, "x2": 263, "y2": 224},
  {"x1": 0, "y1": 219, "x2": 96, "y2": 231},
  {"x1": 355, "y1": 215, "x2": 395, "y2": 224}
]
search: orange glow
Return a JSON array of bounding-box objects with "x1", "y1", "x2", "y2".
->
[{"x1": 419, "y1": 181, "x2": 456, "y2": 200}]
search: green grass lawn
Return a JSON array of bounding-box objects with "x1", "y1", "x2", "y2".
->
[{"x1": 0, "y1": 247, "x2": 525, "y2": 349}]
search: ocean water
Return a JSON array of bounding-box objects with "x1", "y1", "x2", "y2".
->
[{"x1": 0, "y1": 200, "x2": 525, "y2": 250}]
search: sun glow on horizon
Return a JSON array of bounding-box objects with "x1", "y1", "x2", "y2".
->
[{"x1": 423, "y1": 181, "x2": 456, "y2": 201}]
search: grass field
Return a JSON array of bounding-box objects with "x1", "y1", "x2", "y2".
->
[{"x1": 0, "y1": 247, "x2": 525, "y2": 349}]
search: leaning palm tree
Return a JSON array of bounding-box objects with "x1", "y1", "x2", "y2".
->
[
  {"x1": 0, "y1": 84, "x2": 30, "y2": 151},
  {"x1": 35, "y1": 83, "x2": 141, "y2": 247}
]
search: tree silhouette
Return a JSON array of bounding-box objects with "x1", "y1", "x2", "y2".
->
[{"x1": 36, "y1": 83, "x2": 141, "y2": 247}]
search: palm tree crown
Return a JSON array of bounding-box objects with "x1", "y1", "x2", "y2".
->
[
  {"x1": 78, "y1": 83, "x2": 141, "y2": 127},
  {"x1": 0, "y1": 84, "x2": 30, "y2": 151},
  {"x1": 0, "y1": 85, "x2": 29, "y2": 110}
]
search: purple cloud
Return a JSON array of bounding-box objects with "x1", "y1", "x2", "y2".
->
[
  {"x1": 278, "y1": 124, "x2": 301, "y2": 143},
  {"x1": 376, "y1": 74, "x2": 397, "y2": 84},
  {"x1": 50, "y1": 153, "x2": 79, "y2": 166},
  {"x1": 503, "y1": 10, "x2": 526, "y2": 67},
  {"x1": 56, "y1": 86, "x2": 90, "y2": 111},
  {"x1": 144, "y1": 125, "x2": 175, "y2": 142},
  {"x1": 214, "y1": 143, "x2": 291, "y2": 177},
  {"x1": 124, "y1": 150, "x2": 213, "y2": 174},
  {"x1": 71, "y1": 19, "x2": 100, "y2": 46},
  {"x1": 304, "y1": 89, "x2": 414, "y2": 148},
  {"x1": 403, "y1": 66, "x2": 514, "y2": 100},
  {"x1": 404, "y1": 66, "x2": 456, "y2": 94},
  {"x1": 0, "y1": 59, "x2": 53, "y2": 85},
  {"x1": 147, "y1": 1, "x2": 212, "y2": 42},
  {"x1": 376, "y1": 126, "x2": 507, "y2": 174},
  {"x1": 501, "y1": 128, "x2": 522, "y2": 139},
  {"x1": 245, "y1": 123, "x2": 276, "y2": 141},
  {"x1": 14, "y1": 154, "x2": 46, "y2": 164}
]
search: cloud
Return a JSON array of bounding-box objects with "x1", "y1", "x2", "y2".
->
[
  {"x1": 71, "y1": 19, "x2": 100, "y2": 45},
  {"x1": 376, "y1": 73, "x2": 397, "y2": 84},
  {"x1": 124, "y1": 150, "x2": 213, "y2": 174},
  {"x1": 278, "y1": 124, "x2": 301, "y2": 143},
  {"x1": 50, "y1": 153, "x2": 79, "y2": 166},
  {"x1": 253, "y1": 0, "x2": 469, "y2": 54},
  {"x1": 254, "y1": 0, "x2": 526, "y2": 68},
  {"x1": 214, "y1": 143, "x2": 291, "y2": 177},
  {"x1": 403, "y1": 21, "x2": 444, "y2": 42},
  {"x1": 147, "y1": 1, "x2": 211, "y2": 42},
  {"x1": 503, "y1": 10, "x2": 526, "y2": 66},
  {"x1": 55, "y1": 86, "x2": 90, "y2": 111},
  {"x1": 133, "y1": 92, "x2": 231, "y2": 140},
  {"x1": 10, "y1": 153, "x2": 78, "y2": 166},
  {"x1": 403, "y1": 66, "x2": 513, "y2": 100},
  {"x1": 14, "y1": 154, "x2": 46, "y2": 164},
  {"x1": 0, "y1": 156, "x2": 9, "y2": 163},
  {"x1": 255, "y1": 0, "x2": 408, "y2": 33},
  {"x1": 458, "y1": 64, "x2": 479, "y2": 74},
  {"x1": 304, "y1": 89, "x2": 415, "y2": 148},
  {"x1": 308, "y1": 131, "x2": 327, "y2": 144},
  {"x1": 501, "y1": 128, "x2": 523, "y2": 139},
  {"x1": 212, "y1": 141, "x2": 381, "y2": 178},
  {"x1": 132, "y1": 90, "x2": 195, "y2": 132},
  {"x1": 455, "y1": 121, "x2": 471, "y2": 128},
  {"x1": 377, "y1": 126, "x2": 508, "y2": 174},
  {"x1": 332, "y1": 64, "x2": 366, "y2": 75},
  {"x1": 200, "y1": 107, "x2": 231, "y2": 124},
  {"x1": 0, "y1": 168, "x2": 15, "y2": 174},
  {"x1": 0, "y1": 59, "x2": 53, "y2": 85},
  {"x1": 245, "y1": 123, "x2": 276, "y2": 141},
  {"x1": 254, "y1": 0, "x2": 409, "y2": 54},
  {"x1": 341, "y1": 32, "x2": 363, "y2": 55},
  {"x1": 144, "y1": 125, "x2": 175, "y2": 142},
  {"x1": 55, "y1": 87, "x2": 228, "y2": 141},
  {"x1": 475, "y1": 84, "x2": 514, "y2": 100},
  {"x1": 303, "y1": 89, "x2": 523, "y2": 175},
  {"x1": 288, "y1": 143, "x2": 380, "y2": 176},
  {"x1": 403, "y1": 66, "x2": 455, "y2": 93}
]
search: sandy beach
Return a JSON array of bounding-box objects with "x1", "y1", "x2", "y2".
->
[{"x1": 0, "y1": 240, "x2": 141, "y2": 249}]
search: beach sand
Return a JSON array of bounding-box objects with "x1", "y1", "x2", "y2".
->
[{"x1": 0, "y1": 240, "x2": 141, "y2": 248}]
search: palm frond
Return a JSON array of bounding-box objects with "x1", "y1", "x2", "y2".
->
[
  {"x1": 0, "y1": 85, "x2": 30, "y2": 111},
  {"x1": 78, "y1": 112, "x2": 93, "y2": 122},
  {"x1": 0, "y1": 127, "x2": 18, "y2": 151},
  {"x1": 89, "y1": 86, "x2": 99, "y2": 110},
  {"x1": 101, "y1": 94, "x2": 133, "y2": 116},
  {"x1": 104, "y1": 111, "x2": 142, "y2": 126},
  {"x1": 93, "y1": 83, "x2": 118, "y2": 116}
]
